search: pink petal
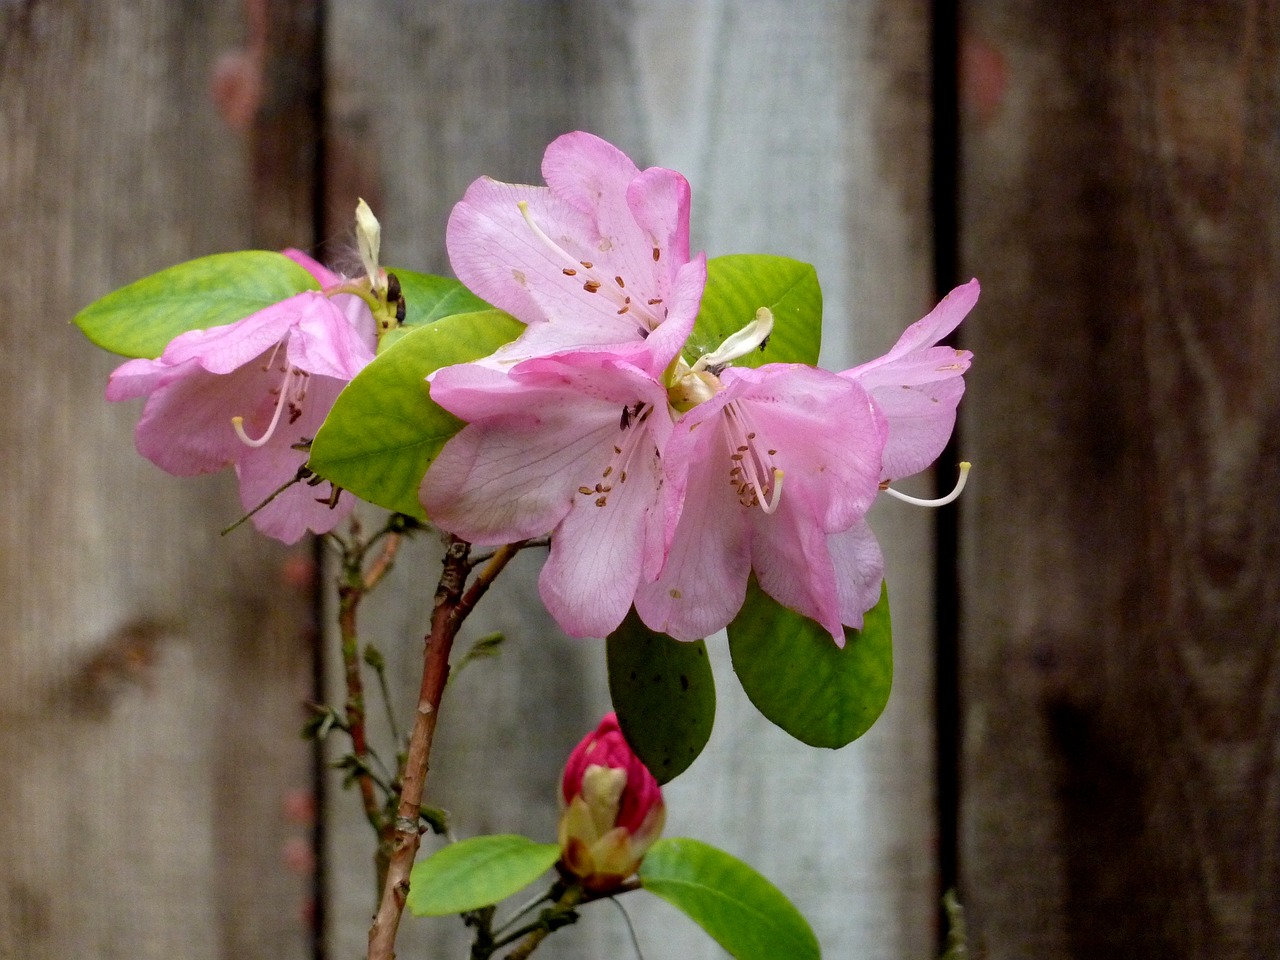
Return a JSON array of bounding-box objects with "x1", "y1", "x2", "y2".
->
[
  {"x1": 234, "y1": 374, "x2": 355, "y2": 543},
  {"x1": 634, "y1": 427, "x2": 750, "y2": 641},
  {"x1": 842, "y1": 280, "x2": 977, "y2": 480},
  {"x1": 718, "y1": 364, "x2": 885, "y2": 533},
  {"x1": 157, "y1": 296, "x2": 306, "y2": 372},
  {"x1": 827, "y1": 519, "x2": 886, "y2": 639},
  {"x1": 130, "y1": 358, "x2": 276, "y2": 476},
  {"x1": 748, "y1": 481, "x2": 846, "y2": 642},
  {"x1": 539, "y1": 431, "x2": 666, "y2": 638},
  {"x1": 288, "y1": 296, "x2": 377, "y2": 379}
]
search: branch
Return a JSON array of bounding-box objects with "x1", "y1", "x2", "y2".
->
[{"x1": 366, "y1": 537, "x2": 524, "y2": 960}]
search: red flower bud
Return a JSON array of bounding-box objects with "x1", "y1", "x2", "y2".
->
[{"x1": 557, "y1": 713, "x2": 665, "y2": 891}]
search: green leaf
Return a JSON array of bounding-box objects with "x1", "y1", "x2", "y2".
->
[
  {"x1": 406, "y1": 834, "x2": 560, "y2": 917},
  {"x1": 606, "y1": 610, "x2": 715, "y2": 784},
  {"x1": 639, "y1": 838, "x2": 820, "y2": 960},
  {"x1": 686, "y1": 255, "x2": 822, "y2": 368},
  {"x1": 727, "y1": 579, "x2": 892, "y2": 748},
  {"x1": 74, "y1": 251, "x2": 320, "y2": 359},
  {"x1": 307, "y1": 309, "x2": 523, "y2": 519}
]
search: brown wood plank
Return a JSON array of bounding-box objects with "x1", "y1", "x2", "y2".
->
[
  {"x1": 322, "y1": 2, "x2": 940, "y2": 958},
  {"x1": 958, "y1": 3, "x2": 1280, "y2": 957},
  {"x1": 0, "y1": 3, "x2": 319, "y2": 958}
]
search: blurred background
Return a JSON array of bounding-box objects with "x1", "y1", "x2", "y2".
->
[{"x1": 2, "y1": 2, "x2": 1276, "y2": 958}]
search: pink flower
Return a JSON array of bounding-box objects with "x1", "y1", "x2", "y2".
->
[
  {"x1": 842, "y1": 280, "x2": 978, "y2": 481},
  {"x1": 558, "y1": 714, "x2": 665, "y2": 892},
  {"x1": 106, "y1": 250, "x2": 377, "y2": 543},
  {"x1": 446, "y1": 131, "x2": 704, "y2": 367},
  {"x1": 420, "y1": 335, "x2": 687, "y2": 639},
  {"x1": 634, "y1": 362, "x2": 887, "y2": 643}
]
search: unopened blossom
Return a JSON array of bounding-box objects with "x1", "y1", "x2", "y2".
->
[
  {"x1": 558, "y1": 714, "x2": 665, "y2": 892},
  {"x1": 842, "y1": 280, "x2": 978, "y2": 481},
  {"x1": 106, "y1": 249, "x2": 377, "y2": 543},
  {"x1": 445, "y1": 130, "x2": 705, "y2": 372}
]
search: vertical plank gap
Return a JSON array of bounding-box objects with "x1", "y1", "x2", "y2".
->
[{"x1": 930, "y1": 0, "x2": 963, "y2": 945}]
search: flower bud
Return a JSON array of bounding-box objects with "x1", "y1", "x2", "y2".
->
[{"x1": 557, "y1": 713, "x2": 665, "y2": 891}]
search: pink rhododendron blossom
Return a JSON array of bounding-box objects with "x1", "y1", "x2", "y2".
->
[
  {"x1": 558, "y1": 713, "x2": 664, "y2": 892},
  {"x1": 635, "y1": 362, "x2": 887, "y2": 643},
  {"x1": 421, "y1": 343, "x2": 681, "y2": 639},
  {"x1": 842, "y1": 279, "x2": 978, "y2": 481},
  {"x1": 446, "y1": 131, "x2": 705, "y2": 367},
  {"x1": 106, "y1": 250, "x2": 377, "y2": 543}
]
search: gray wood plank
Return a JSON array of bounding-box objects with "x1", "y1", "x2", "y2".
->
[
  {"x1": 322, "y1": 2, "x2": 939, "y2": 957},
  {"x1": 0, "y1": 3, "x2": 316, "y2": 958}
]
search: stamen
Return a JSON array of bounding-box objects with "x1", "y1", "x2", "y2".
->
[
  {"x1": 233, "y1": 360, "x2": 300, "y2": 448},
  {"x1": 517, "y1": 200, "x2": 662, "y2": 332},
  {"x1": 883, "y1": 462, "x2": 971, "y2": 507},
  {"x1": 761, "y1": 469, "x2": 785, "y2": 514}
]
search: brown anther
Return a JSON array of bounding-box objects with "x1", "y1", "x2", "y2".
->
[
  {"x1": 580, "y1": 260, "x2": 594, "y2": 269},
  {"x1": 615, "y1": 276, "x2": 625, "y2": 287},
  {"x1": 583, "y1": 280, "x2": 602, "y2": 293},
  {"x1": 648, "y1": 298, "x2": 662, "y2": 305},
  {"x1": 578, "y1": 486, "x2": 594, "y2": 495},
  {"x1": 617, "y1": 305, "x2": 629, "y2": 315},
  {"x1": 747, "y1": 432, "x2": 757, "y2": 439},
  {"x1": 652, "y1": 247, "x2": 661, "y2": 261},
  {"x1": 562, "y1": 267, "x2": 578, "y2": 276},
  {"x1": 603, "y1": 466, "x2": 613, "y2": 477},
  {"x1": 731, "y1": 453, "x2": 745, "y2": 461},
  {"x1": 613, "y1": 445, "x2": 622, "y2": 455},
  {"x1": 768, "y1": 449, "x2": 778, "y2": 455},
  {"x1": 619, "y1": 470, "x2": 628, "y2": 483},
  {"x1": 595, "y1": 496, "x2": 608, "y2": 507},
  {"x1": 594, "y1": 483, "x2": 605, "y2": 493},
  {"x1": 737, "y1": 445, "x2": 749, "y2": 452}
]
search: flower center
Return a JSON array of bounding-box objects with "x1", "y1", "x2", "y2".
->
[
  {"x1": 517, "y1": 202, "x2": 668, "y2": 336},
  {"x1": 232, "y1": 344, "x2": 311, "y2": 448},
  {"x1": 722, "y1": 402, "x2": 784, "y2": 514},
  {"x1": 575, "y1": 401, "x2": 656, "y2": 508}
]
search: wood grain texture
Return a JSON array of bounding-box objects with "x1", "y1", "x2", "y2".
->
[
  {"x1": 0, "y1": 3, "x2": 316, "y2": 958},
  {"x1": 959, "y1": 2, "x2": 1280, "y2": 957},
  {"x1": 322, "y1": 2, "x2": 940, "y2": 958}
]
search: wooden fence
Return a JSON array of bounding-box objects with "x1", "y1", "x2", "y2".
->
[{"x1": 1, "y1": 2, "x2": 1275, "y2": 958}]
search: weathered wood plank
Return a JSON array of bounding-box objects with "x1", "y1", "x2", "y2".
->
[
  {"x1": 0, "y1": 3, "x2": 317, "y2": 957},
  {"x1": 322, "y1": 2, "x2": 940, "y2": 958},
  {"x1": 959, "y1": 2, "x2": 1280, "y2": 957}
]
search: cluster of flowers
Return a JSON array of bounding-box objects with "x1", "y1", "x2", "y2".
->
[
  {"x1": 109, "y1": 133, "x2": 975, "y2": 645},
  {"x1": 420, "y1": 133, "x2": 976, "y2": 643}
]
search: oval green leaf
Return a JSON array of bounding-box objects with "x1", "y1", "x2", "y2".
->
[
  {"x1": 307, "y1": 309, "x2": 523, "y2": 518},
  {"x1": 639, "y1": 838, "x2": 820, "y2": 960},
  {"x1": 606, "y1": 610, "x2": 715, "y2": 784},
  {"x1": 727, "y1": 579, "x2": 892, "y2": 748},
  {"x1": 73, "y1": 251, "x2": 320, "y2": 359},
  {"x1": 406, "y1": 834, "x2": 560, "y2": 917},
  {"x1": 685, "y1": 255, "x2": 822, "y2": 369}
]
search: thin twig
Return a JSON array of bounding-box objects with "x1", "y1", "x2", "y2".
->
[{"x1": 366, "y1": 537, "x2": 525, "y2": 960}]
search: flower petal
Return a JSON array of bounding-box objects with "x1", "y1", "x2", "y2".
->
[
  {"x1": 827, "y1": 519, "x2": 886, "y2": 638},
  {"x1": 634, "y1": 423, "x2": 750, "y2": 641}
]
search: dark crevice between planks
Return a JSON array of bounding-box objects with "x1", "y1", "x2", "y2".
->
[
  {"x1": 930, "y1": 0, "x2": 963, "y2": 950},
  {"x1": 245, "y1": 1, "x2": 330, "y2": 957}
]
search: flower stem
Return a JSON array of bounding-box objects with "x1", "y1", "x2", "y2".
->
[{"x1": 366, "y1": 537, "x2": 525, "y2": 960}]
